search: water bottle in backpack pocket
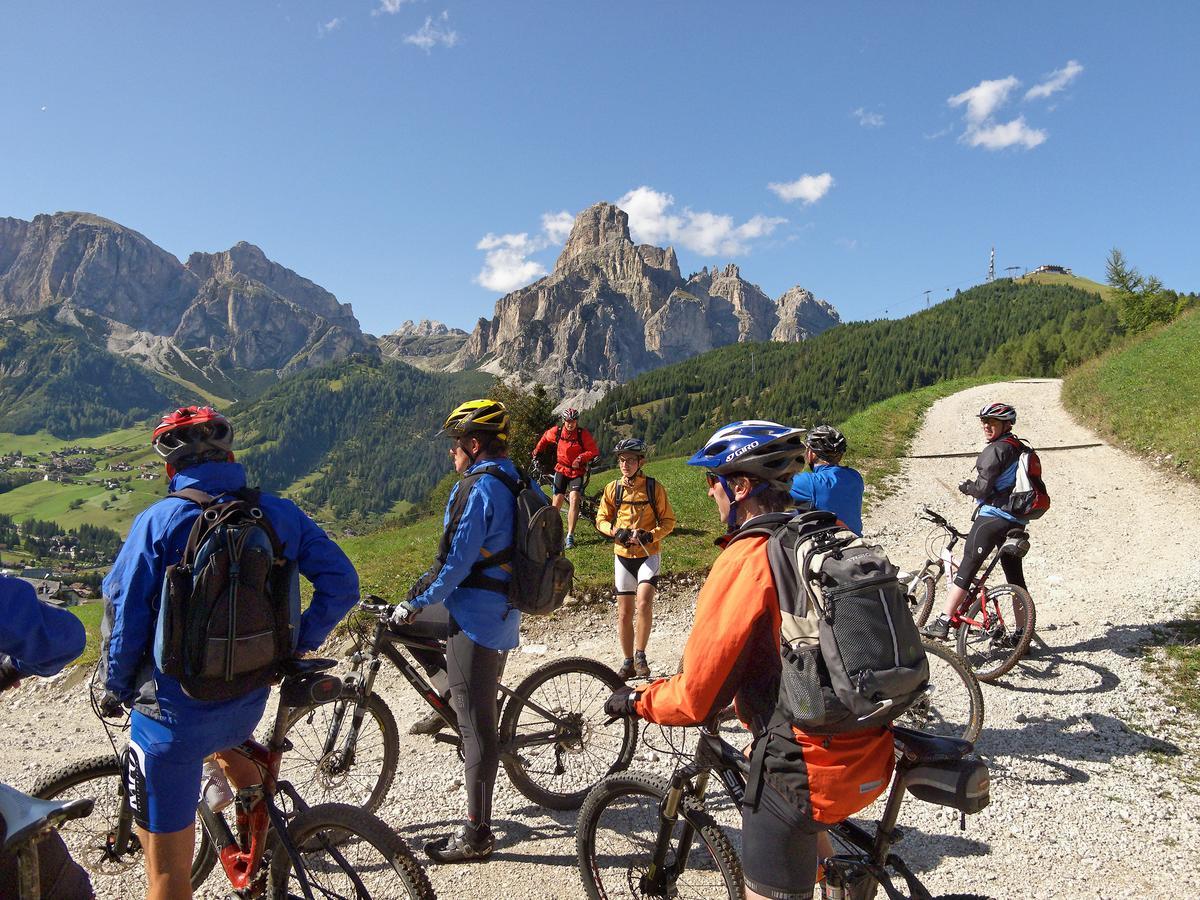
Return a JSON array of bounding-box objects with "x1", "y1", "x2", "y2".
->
[{"x1": 154, "y1": 489, "x2": 299, "y2": 701}]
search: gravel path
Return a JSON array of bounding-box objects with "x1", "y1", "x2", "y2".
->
[{"x1": 4, "y1": 377, "x2": 1198, "y2": 898}]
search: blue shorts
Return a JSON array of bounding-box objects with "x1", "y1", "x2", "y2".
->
[{"x1": 125, "y1": 701, "x2": 266, "y2": 833}]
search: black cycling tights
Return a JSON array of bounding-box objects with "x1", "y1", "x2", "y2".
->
[
  {"x1": 953, "y1": 513, "x2": 1026, "y2": 591},
  {"x1": 446, "y1": 620, "x2": 504, "y2": 829}
]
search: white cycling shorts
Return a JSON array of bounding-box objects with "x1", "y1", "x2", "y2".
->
[{"x1": 614, "y1": 553, "x2": 661, "y2": 594}]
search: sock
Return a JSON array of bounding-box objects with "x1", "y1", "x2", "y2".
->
[{"x1": 634, "y1": 650, "x2": 647, "y2": 660}]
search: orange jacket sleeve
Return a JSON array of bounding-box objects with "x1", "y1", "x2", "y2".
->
[{"x1": 635, "y1": 537, "x2": 776, "y2": 726}]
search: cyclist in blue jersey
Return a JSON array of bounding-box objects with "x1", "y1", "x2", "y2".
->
[
  {"x1": 923, "y1": 402, "x2": 1030, "y2": 640},
  {"x1": 391, "y1": 399, "x2": 520, "y2": 864},
  {"x1": 789, "y1": 425, "x2": 864, "y2": 535},
  {"x1": 0, "y1": 572, "x2": 87, "y2": 690},
  {"x1": 99, "y1": 407, "x2": 359, "y2": 900}
]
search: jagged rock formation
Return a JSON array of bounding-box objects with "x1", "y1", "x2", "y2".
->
[
  {"x1": 377, "y1": 320, "x2": 469, "y2": 371},
  {"x1": 455, "y1": 203, "x2": 840, "y2": 404},
  {"x1": 0, "y1": 212, "x2": 371, "y2": 388}
]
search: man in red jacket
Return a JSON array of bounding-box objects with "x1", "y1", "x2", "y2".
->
[{"x1": 532, "y1": 408, "x2": 599, "y2": 548}]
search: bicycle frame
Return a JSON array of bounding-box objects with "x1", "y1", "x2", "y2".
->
[{"x1": 919, "y1": 509, "x2": 1010, "y2": 632}]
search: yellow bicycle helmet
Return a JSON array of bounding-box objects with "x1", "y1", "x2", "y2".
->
[{"x1": 440, "y1": 399, "x2": 510, "y2": 441}]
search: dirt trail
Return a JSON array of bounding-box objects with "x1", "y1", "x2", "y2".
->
[{"x1": 4, "y1": 377, "x2": 1199, "y2": 898}]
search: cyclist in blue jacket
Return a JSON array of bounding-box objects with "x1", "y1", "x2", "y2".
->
[
  {"x1": 789, "y1": 425, "x2": 864, "y2": 535},
  {"x1": 99, "y1": 406, "x2": 358, "y2": 900},
  {"x1": 391, "y1": 398, "x2": 520, "y2": 864},
  {"x1": 0, "y1": 572, "x2": 86, "y2": 689}
]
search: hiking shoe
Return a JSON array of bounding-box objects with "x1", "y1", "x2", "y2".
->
[
  {"x1": 409, "y1": 709, "x2": 449, "y2": 736},
  {"x1": 921, "y1": 615, "x2": 951, "y2": 641},
  {"x1": 633, "y1": 653, "x2": 651, "y2": 678},
  {"x1": 425, "y1": 823, "x2": 495, "y2": 864},
  {"x1": 564, "y1": 533, "x2": 575, "y2": 549},
  {"x1": 617, "y1": 658, "x2": 636, "y2": 680}
]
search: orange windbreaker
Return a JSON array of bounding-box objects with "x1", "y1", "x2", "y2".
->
[{"x1": 634, "y1": 525, "x2": 894, "y2": 823}]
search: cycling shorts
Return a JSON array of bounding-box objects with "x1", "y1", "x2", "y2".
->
[
  {"x1": 614, "y1": 553, "x2": 660, "y2": 594},
  {"x1": 953, "y1": 514, "x2": 1026, "y2": 591},
  {"x1": 741, "y1": 779, "x2": 826, "y2": 899},
  {"x1": 125, "y1": 700, "x2": 266, "y2": 833},
  {"x1": 552, "y1": 471, "x2": 585, "y2": 495}
]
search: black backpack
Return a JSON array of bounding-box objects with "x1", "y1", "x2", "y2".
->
[
  {"x1": 430, "y1": 465, "x2": 574, "y2": 617},
  {"x1": 730, "y1": 510, "x2": 929, "y2": 734},
  {"x1": 154, "y1": 489, "x2": 300, "y2": 701},
  {"x1": 612, "y1": 477, "x2": 660, "y2": 526}
]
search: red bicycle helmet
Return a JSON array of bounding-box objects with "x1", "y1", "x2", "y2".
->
[{"x1": 152, "y1": 406, "x2": 234, "y2": 475}]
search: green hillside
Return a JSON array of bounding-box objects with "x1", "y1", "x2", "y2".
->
[
  {"x1": 1063, "y1": 305, "x2": 1200, "y2": 481},
  {"x1": 0, "y1": 312, "x2": 203, "y2": 437},
  {"x1": 1015, "y1": 270, "x2": 1112, "y2": 301},
  {"x1": 584, "y1": 279, "x2": 1116, "y2": 457},
  {"x1": 235, "y1": 354, "x2": 492, "y2": 522}
]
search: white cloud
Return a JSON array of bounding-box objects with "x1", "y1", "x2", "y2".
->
[
  {"x1": 767, "y1": 173, "x2": 835, "y2": 205},
  {"x1": 947, "y1": 75, "x2": 1020, "y2": 124},
  {"x1": 404, "y1": 10, "x2": 458, "y2": 52},
  {"x1": 853, "y1": 107, "x2": 884, "y2": 128},
  {"x1": 1025, "y1": 60, "x2": 1084, "y2": 100},
  {"x1": 964, "y1": 117, "x2": 1047, "y2": 150},
  {"x1": 617, "y1": 187, "x2": 786, "y2": 256},
  {"x1": 317, "y1": 17, "x2": 342, "y2": 36},
  {"x1": 541, "y1": 210, "x2": 574, "y2": 245},
  {"x1": 374, "y1": 0, "x2": 418, "y2": 15},
  {"x1": 475, "y1": 233, "x2": 547, "y2": 293}
]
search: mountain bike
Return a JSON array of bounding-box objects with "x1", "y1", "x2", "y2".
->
[
  {"x1": 278, "y1": 597, "x2": 638, "y2": 813},
  {"x1": 0, "y1": 781, "x2": 93, "y2": 899},
  {"x1": 32, "y1": 658, "x2": 436, "y2": 899},
  {"x1": 905, "y1": 506, "x2": 1036, "y2": 682},
  {"x1": 576, "y1": 718, "x2": 990, "y2": 900},
  {"x1": 898, "y1": 639, "x2": 983, "y2": 743},
  {"x1": 530, "y1": 458, "x2": 602, "y2": 525}
]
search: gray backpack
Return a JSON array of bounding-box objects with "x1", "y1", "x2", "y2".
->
[{"x1": 732, "y1": 510, "x2": 929, "y2": 734}]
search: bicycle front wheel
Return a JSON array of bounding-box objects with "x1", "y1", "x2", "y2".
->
[
  {"x1": 268, "y1": 802, "x2": 434, "y2": 899},
  {"x1": 956, "y1": 584, "x2": 1036, "y2": 682},
  {"x1": 577, "y1": 773, "x2": 743, "y2": 900},
  {"x1": 281, "y1": 692, "x2": 399, "y2": 813},
  {"x1": 911, "y1": 573, "x2": 937, "y2": 626},
  {"x1": 898, "y1": 639, "x2": 985, "y2": 743},
  {"x1": 500, "y1": 656, "x2": 638, "y2": 810},
  {"x1": 30, "y1": 754, "x2": 215, "y2": 895}
]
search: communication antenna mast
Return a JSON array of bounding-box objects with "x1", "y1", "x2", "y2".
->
[
  {"x1": 923, "y1": 289, "x2": 931, "y2": 308},
  {"x1": 988, "y1": 247, "x2": 995, "y2": 282}
]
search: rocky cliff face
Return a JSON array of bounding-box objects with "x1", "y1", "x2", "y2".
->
[
  {"x1": 0, "y1": 212, "x2": 371, "y2": 387},
  {"x1": 377, "y1": 320, "x2": 469, "y2": 371},
  {"x1": 456, "y1": 202, "x2": 841, "y2": 404}
]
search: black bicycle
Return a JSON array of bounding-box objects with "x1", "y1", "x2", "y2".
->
[
  {"x1": 278, "y1": 598, "x2": 638, "y2": 813},
  {"x1": 576, "y1": 718, "x2": 990, "y2": 900},
  {"x1": 33, "y1": 658, "x2": 435, "y2": 899},
  {"x1": 530, "y1": 458, "x2": 602, "y2": 525},
  {"x1": 0, "y1": 781, "x2": 93, "y2": 899}
]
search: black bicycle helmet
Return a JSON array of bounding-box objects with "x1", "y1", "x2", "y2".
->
[
  {"x1": 613, "y1": 438, "x2": 647, "y2": 457},
  {"x1": 805, "y1": 425, "x2": 847, "y2": 458},
  {"x1": 977, "y1": 402, "x2": 1017, "y2": 423}
]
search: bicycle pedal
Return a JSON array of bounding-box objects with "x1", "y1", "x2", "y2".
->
[{"x1": 890, "y1": 825, "x2": 905, "y2": 844}]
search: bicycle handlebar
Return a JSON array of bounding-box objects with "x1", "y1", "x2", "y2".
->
[{"x1": 917, "y1": 506, "x2": 965, "y2": 539}]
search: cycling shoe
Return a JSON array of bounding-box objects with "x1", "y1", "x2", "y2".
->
[{"x1": 425, "y1": 823, "x2": 495, "y2": 863}]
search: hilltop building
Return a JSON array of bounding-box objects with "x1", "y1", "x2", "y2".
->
[{"x1": 1032, "y1": 264, "x2": 1073, "y2": 275}]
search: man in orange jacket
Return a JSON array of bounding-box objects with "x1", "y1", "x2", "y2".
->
[
  {"x1": 604, "y1": 421, "x2": 895, "y2": 900},
  {"x1": 532, "y1": 408, "x2": 599, "y2": 549}
]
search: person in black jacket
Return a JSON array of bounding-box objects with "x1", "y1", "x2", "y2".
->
[{"x1": 922, "y1": 402, "x2": 1032, "y2": 639}]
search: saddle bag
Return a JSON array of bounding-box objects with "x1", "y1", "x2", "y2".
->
[{"x1": 905, "y1": 757, "x2": 991, "y2": 814}]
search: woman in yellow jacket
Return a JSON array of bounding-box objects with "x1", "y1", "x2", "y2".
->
[{"x1": 595, "y1": 438, "x2": 676, "y2": 679}]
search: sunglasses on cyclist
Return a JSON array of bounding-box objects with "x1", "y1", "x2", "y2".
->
[{"x1": 704, "y1": 472, "x2": 720, "y2": 488}]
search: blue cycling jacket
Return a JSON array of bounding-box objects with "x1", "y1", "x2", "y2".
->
[
  {"x1": 0, "y1": 575, "x2": 86, "y2": 677},
  {"x1": 790, "y1": 464, "x2": 865, "y2": 536},
  {"x1": 101, "y1": 461, "x2": 359, "y2": 723},
  {"x1": 409, "y1": 457, "x2": 521, "y2": 652}
]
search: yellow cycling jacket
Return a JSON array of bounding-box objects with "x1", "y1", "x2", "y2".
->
[{"x1": 595, "y1": 472, "x2": 676, "y2": 558}]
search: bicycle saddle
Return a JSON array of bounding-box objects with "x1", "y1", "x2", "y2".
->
[
  {"x1": 279, "y1": 657, "x2": 337, "y2": 677},
  {"x1": 891, "y1": 726, "x2": 973, "y2": 763},
  {"x1": 0, "y1": 782, "x2": 93, "y2": 855}
]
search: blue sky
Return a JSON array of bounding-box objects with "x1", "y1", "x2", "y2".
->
[{"x1": 2, "y1": 2, "x2": 1198, "y2": 335}]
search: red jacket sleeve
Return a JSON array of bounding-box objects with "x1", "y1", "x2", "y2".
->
[
  {"x1": 578, "y1": 429, "x2": 600, "y2": 466},
  {"x1": 532, "y1": 426, "x2": 556, "y2": 458},
  {"x1": 635, "y1": 538, "x2": 776, "y2": 726}
]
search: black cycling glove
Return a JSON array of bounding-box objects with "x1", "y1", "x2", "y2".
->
[
  {"x1": 98, "y1": 691, "x2": 127, "y2": 719},
  {"x1": 614, "y1": 528, "x2": 632, "y2": 545},
  {"x1": 635, "y1": 529, "x2": 654, "y2": 545},
  {"x1": 604, "y1": 685, "x2": 640, "y2": 718},
  {"x1": 957, "y1": 480, "x2": 973, "y2": 495},
  {"x1": 0, "y1": 655, "x2": 21, "y2": 692}
]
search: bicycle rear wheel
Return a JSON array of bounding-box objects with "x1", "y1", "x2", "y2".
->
[
  {"x1": 30, "y1": 754, "x2": 215, "y2": 895},
  {"x1": 500, "y1": 656, "x2": 638, "y2": 810},
  {"x1": 268, "y1": 802, "x2": 434, "y2": 899},
  {"x1": 956, "y1": 584, "x2": 1036, "y2": 682},
  {"x1": 898, "y1": 640, "x2": 985, "y2": 743},
  {"x1": 577, "y1": 774, "x2": 743, "y2": 899},
  {"x1": 281, "y1": 692, "x2": 399, "y2": 813}
]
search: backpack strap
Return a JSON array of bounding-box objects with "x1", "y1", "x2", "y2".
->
[
  {"x1": 614, "y1": 477, "x2": 661, "y2": 527},
  {"x1": 449, "y1": 465, "x2": 520, "y2": 595}
]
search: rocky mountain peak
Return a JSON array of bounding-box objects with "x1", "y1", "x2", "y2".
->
[
  {"x1": 555, "y1": 202, "x2": 632, "y2": 269},
  {"x1": 389, "y1": 319, "x2": 466, "y2": 338},
  {"x1": 772, "y1": 285, "x2": 842, "y2": 342}
]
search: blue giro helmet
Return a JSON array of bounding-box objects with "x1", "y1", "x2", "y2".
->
[{"x1": 688, "y1": 420, "x2": 807, "y2": 491}]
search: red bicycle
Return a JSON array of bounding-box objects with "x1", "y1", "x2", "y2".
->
[
  {"x1": 908, "y1": 506, "x2": 1036, "y2": 682},
  {"x1": 33, "y1": 658, "x2": 436, "y2": 898}
]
